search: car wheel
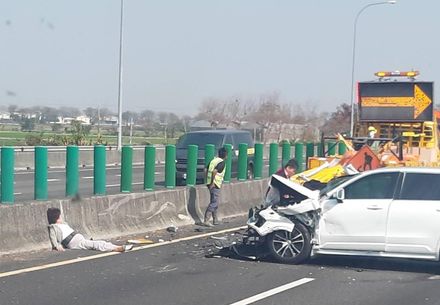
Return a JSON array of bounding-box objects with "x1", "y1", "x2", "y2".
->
[
  {"x1": 247, "y1": 164, "x2": 254, "y2": 180},
  {"x1": 266, "y1": 223, "x2": 311, "y2": 264}
]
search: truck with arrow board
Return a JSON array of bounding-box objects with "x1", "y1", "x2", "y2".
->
[{"x1": 355, "y1": 70, "x2": 439, "y2": 167}]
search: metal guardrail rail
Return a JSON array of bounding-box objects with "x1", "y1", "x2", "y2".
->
[{"x1": 10, "y1": 145, "x2": 165, "y2": 152}]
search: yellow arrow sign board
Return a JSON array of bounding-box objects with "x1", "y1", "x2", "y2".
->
[{"x1": 359, "y1": 82, "x2": 433, "y2": 121}]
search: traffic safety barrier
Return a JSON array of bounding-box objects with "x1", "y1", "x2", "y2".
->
[
  {"x1": 269, "y1": 143, "x2": 278, "y2": 176},
  {"x1": 144, "y1": 146, "x2": 155, "y2": 191},
  {"x1": 223, "y1": 144, "x2": 232, "y2": 183},
  {"x1": 121, "y1": 145, "x2": 133, "y2": 193},
  {"x1": 66, "y1": 145, "x2": 79, "y2": 197},
  {"x1": 1, "y1": 139, "x2": 347, "y2": 204},
  {"x1": 34, "y1": 146, "x2": 48, "y2": 200},
  {"x1": 237, "y1": 143, "x2": 248, "y2": 181},
  {"x1": 281, "y1": 142, "x2": 291, "y2": 168},
  {"x1": 186, "y1": 145, "x2": 198, "y2": 187},
  {"x1": 254, "y1": 143, "x2": 263, "y2": 180}
]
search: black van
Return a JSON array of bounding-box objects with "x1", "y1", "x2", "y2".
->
[{"x1": 175, "y1": 130, "x2": 255, "y2": 185}]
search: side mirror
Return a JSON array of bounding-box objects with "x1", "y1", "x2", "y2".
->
[{"x1": 335, "y1": 189, "x2": 345, "y2": 203}]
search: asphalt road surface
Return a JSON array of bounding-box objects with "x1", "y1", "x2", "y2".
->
[
  {"x1": 2, "y1": 218, "x2": 440, "y2": 305},
  {"x1": 13, "y1": 163, "x2": 270, "y2": 202}
]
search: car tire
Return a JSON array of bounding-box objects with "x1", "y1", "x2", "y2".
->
[
  {"x1": 247, "y1": 164, "x2": 254, "y2": 180},
  {"x1": 266, "y1": 223, "x2": 312, "y2": 264}
]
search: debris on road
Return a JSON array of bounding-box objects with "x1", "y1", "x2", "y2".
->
[
  {"x1": 127, "y1": 239, "x2": 154, "y2": 245},
  {"x1": 167, "y1": 225, "x2": 178, "y2": 233}
]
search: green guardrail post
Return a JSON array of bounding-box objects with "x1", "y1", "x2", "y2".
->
[
  {"x1": 120, "y1": 145, "x2": 133, "y2": 193},
  {"x1": 327, "y1": 141, "x2": 336, "y2": 156},
  {"x1": 237, "y1": 143, "x2": 248, "y2": 181},
  {"x1": 294, "y1": 142, "x2": 304, "y2": 173},
  {"x1": 223, "y1": 144, "x2": 232, "y2": 183},
  {"x1": 205, "y1": 144, "x2": 215, "y2": 167},
  {"x1": 306, "y1": 142, "x2": 314, "y2": 169},
  {"x1": 269, "y1": 143, "x2": 278, "y2": 176},
  {"x1": 338, "y1": 141, "x2": 347, "y2": 155},
  {"x1": 254, "y1": 143, "x2": 263, "y2": 179},
  {"x1": 1, "y1": 147, "x2": 14, "y2": 204},
  {"x1": 165, "y1": 144, "x2": 176, "y2": 189},
  {"x1": 317, "y1": 142, "x2": 324, "y2": 157},
  {"x1": 66, "y1": 145, "x2": 79, "y2": 197},
  {"x1": 204, "y1": 144, "x2": 215, "y2": 183},
  {"x1": 34, "y1": 146, "x2": 48, "y2": 200},
  {"x1": 94, "y1": 145, "x2": 106, "y2": 195},
  {"x1": 186, "y1": 145, "x2": 198, "y2": 186},
  {"x1": 144, "y1": 146, "x2": 155, "y2": 191},
  {"x1": 281, "y1": 142, "x2": 291, "y2": 167}
]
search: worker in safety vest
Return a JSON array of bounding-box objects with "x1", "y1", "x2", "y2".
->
[
  {"x1": 368, "y1": 126, "x2": 377, "y2": 138},
  {"x1": 202, "y1": 147, "x2": 227, "y2": 227},
  {"x1": 367, "y1": 126, "x2": 380, "y2": 150}
]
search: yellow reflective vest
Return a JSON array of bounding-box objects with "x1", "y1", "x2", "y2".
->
[{"x1": 207, "y1": 157, "x2": 225, "y2": 188}]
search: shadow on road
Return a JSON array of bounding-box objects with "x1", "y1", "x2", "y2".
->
[
  {"x1": 207, "y1": 238, "x2": 440, "y2": 275},
  {"x1": 307, "y1": 255, "x2": 440, "y2": 275}
]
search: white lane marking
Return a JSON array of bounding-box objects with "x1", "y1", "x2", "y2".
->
[
  {"x1": 47, "y1": 179, "x2": 60, "y2": 182},
  {"x1": 0, "y1": 226, "x2": 246, "y2": 279},
  {"x1": 13, "y1": 192, "x2": 22, "y2": 195},
  {"x1": 83, "y1": 176, "x2": 94, "y2": 179},
  {"x1": 229, "y1": 278, "x2": 315, "y2": 305}
]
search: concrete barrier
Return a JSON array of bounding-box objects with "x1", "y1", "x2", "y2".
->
[{"x1": 0, "y1": 179, "x2": 268, "y2": 255}]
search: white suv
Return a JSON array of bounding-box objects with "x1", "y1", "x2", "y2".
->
[{"x1": 247, "y1": 167, "x2": 440, "y2": 264}]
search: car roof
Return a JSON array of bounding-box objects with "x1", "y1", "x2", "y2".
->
[
  {"x1": 185, "y1": 130, "x2": 251, "y2": 135},
  {"x1": 360, "y1": 167, "x2": 440, "y2": 175}
]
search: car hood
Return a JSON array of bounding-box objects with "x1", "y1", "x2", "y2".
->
[
  {"x1": 270, "y1": 175, "x2": 320, "y2": 201},
  {"x1": 269, "y1": 175, "x2": 321, "y2": 215}
]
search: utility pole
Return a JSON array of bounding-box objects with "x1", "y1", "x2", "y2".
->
[
  {"x1": 97, "y1": 106, "x2": 101, "y2": 140},
  {"x1": 129, "y1": 117, "x2": 133, "y2": 144},
  {"x1": 117, "y1": 0, "x2": 125, "y2": 150}
]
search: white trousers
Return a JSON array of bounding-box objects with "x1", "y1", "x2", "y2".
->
[{"x1": 68, "y1": 233, "x2": 118, "y2": 252}]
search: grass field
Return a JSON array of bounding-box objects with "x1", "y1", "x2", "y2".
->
[{"x1": 0, "y1": 131, "x2": 177, "y2": 146}]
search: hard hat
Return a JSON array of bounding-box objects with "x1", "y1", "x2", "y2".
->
[{"x1": 368, "y1": 126, "x2": 377, "y2": 132}]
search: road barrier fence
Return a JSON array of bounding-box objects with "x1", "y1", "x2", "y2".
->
[{"x1": 0, "y1": 141, "x2": 338, "y2": 204}]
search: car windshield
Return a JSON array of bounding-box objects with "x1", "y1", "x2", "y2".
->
[
  {"x1": 176, "y1": 133, "x2": 224, "y2": 149},
  {"x1": 319, "y1": 174, "x2": 358, "y2": 197}
]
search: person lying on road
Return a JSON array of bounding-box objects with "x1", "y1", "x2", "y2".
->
[{"x1": 47, "y1": 207, "x2": 133, "y2": 252}]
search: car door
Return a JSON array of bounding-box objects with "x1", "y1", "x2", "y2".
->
[
  {"x1": 319, "y1": 172, "x2": 399, "y2": 251},
  {"x1": 386, "y1": 172, "x2": 440, "y2": 256}
]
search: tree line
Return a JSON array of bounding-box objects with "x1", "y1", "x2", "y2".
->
[{"x1": 2, "y1": 95, "x2": 352, "y2": 144}]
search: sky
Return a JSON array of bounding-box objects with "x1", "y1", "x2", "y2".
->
[{"x1": 1, "y1": 0, "x2": 439, "y2": 115}]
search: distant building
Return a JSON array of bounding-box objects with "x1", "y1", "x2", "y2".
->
[
  {"x1": 99, "y1": 115, "x2": 118, "y2": 126},
  {"x1": 55, "y1": 115, "x2": 92, "y2": 125},
  {"x1": 0, "y1": 111, "x2": 11, "y2": 120},
  {"x1": 75, "y1": 115, "x2": 91, "y2": 125}
]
